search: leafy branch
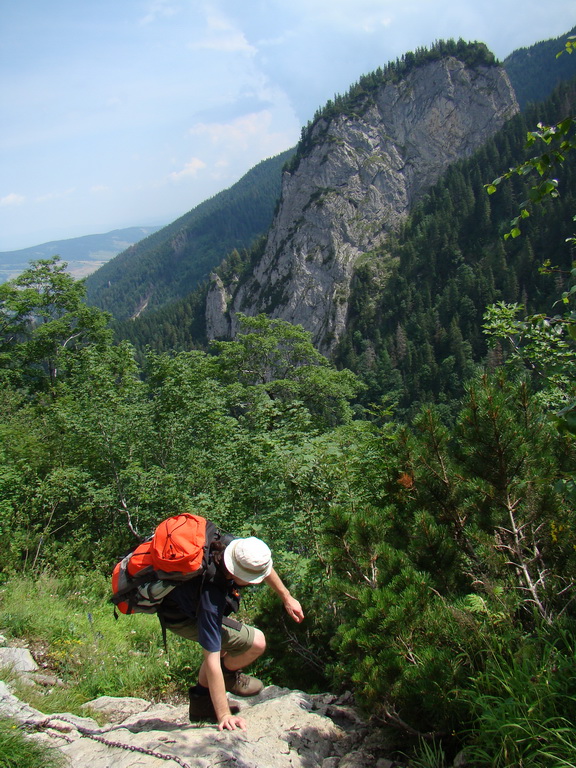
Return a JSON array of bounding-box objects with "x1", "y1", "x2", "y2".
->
[
  {"x1": 485, "y1": 36, "x2": 576, "y2": 237},
  {"x1": 557, "y1": 34, "x2": 576, "y2": 57},
  {"x1": 486, "y1": 116, "x2": 576, "y2": 239}
]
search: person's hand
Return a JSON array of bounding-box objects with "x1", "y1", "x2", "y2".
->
[
  {"x1": 218, "y1": 714, "x2": 247, "y2": 731},
  {"x1": 284, "y1": 595, "x2": 304, "y2": 623}
]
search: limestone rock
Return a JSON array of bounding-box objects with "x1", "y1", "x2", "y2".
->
[
  {"x1": 114, "y1": 701, "x2": 189, "y2": 732},
  {"x1": 0, "y1": 680, "x2": 374, "y2": 768},
  {"x1": 205, "y1": 56, "x2": 519, "y2": 353},
  {"x1": 339, "y1": 751, "x2": 378, "y2": 768},
  {"x1": 0, "y1": 680, "x2": 47, "y2": 725},
  {"x1": 24, "y1": 671, "x2": 66, "y2": 688},
  {"x1": 81, "y1": 695, "x2": 152, "y2": 724},
  {"x1": 205, "y1": 272, "x2": 237, "y2": 340},
  {"x1": 0, "y1": 647, "x2": 39, "y2": 673}
]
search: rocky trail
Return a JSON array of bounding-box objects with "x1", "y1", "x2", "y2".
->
[{"x1": 0, "y1": 641, "x2": 396, "y2": 768}]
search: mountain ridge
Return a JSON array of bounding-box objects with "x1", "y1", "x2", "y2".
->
[{"x1": 0, "y1": 226, "x2": 163, "y2": 283}]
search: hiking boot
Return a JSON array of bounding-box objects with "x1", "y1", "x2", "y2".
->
[
  {"x1": 221, "y1": 665, "x2": 263, "y2": 697},
  {"x1": 188, "y1": 689, "x2": 216, "y2": 722},
  {"x1": 188, "y1": 687, "x2": 239, "y2": 722}
]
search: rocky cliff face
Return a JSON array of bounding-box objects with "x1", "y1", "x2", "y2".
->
[{"x1": 206, "y1": 56, "x2": 519, "y2": 353}]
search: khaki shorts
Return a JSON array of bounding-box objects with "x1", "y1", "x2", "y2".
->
[{"x1": 165, "y1": 616, "x2": 256, "y2": 657}]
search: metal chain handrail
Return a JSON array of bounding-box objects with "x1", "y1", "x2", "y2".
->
[{"x1": 27, "y1": 714, "x2": 194, "y2": 768}]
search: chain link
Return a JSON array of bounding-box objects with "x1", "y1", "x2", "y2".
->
[{"x1": 29, "y1": 714, "x2": 194, "y2": 768}]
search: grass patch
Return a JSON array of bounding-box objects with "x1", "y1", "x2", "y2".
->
[
  {"x1": 0, "y1": 716, "x2": 65, "y2": 768},
  {"x1": 463, "y1": 629, "x2": 576, "y2": 767},
  {"x1": 0, "y1": 573, "x2": 204, "y2": 714}
]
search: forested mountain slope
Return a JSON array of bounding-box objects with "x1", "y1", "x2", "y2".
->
[
  {"x1": 503, "y1": 25, "x2": 576, "y2": 109},
  {"x1": 336, "y1": 79, "x2": 576, "y2": 416},
  {"x1": 85, "y1": 149, "x2": 293, "y2": 320},
  {"x1": 116, "y1": 79, "x2": 576, "y2": 418}
]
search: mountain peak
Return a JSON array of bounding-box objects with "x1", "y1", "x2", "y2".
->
[{"x1": 206, "y1": 51, "x2": 518, "y2": 352}]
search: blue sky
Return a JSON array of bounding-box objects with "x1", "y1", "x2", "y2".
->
[{"x1": 1, "y1": 0, "x2": 574, "y2": 251}]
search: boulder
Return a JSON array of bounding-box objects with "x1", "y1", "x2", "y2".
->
[
  {"x1": 0, "y1": 647, "x2": 38, "y2": 673},
  {"x1": 81, "y1": 696, "x2": 152, "y2": 724}
]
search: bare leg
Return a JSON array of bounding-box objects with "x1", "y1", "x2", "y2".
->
[{"x1": 198, "y1": 629, "x2": 266, "y2": 686}]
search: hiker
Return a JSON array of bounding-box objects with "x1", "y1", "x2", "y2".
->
[{"x1": 158, "y1": 534, "x2": 304, "y2": 731}]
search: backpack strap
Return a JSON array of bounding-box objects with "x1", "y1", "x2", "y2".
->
[
  {"x1": 198, "y1": 522, "x2": 226, "y2": 585},
  {"x1": 158, "y1": 611, "x2": 169, "y2": 656},
  {"x1": 110, "y1": 565, "x2": 157, "y2": 604}
]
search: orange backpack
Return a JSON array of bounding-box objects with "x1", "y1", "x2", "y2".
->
[{"x1": 111, "y1": 513, "x2": 217, "y2": 615}]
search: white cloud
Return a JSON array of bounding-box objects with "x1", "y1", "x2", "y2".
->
[
  {"x1": 0, "y1": 193, "x2": 25, "y2": 207},
  {"x1": 186, "y1": 110, "x2": 297, "y2": 181},
  {"x1": 140, "y1": 0, "x2": 179, "y2": 26},
  {"x1": 308, "y1": 1, "x2": 393, "y2": 31},
  {"x1": 359, "y1": 14, "x2": 392, "y2": 33},
  {"x1": 188, "y1": 8, "x2": 256, "y2": 54},
  {"x1": 191, "y1": 111, "x2": 275, "y2": 148},
  {"x1": 169, "y1": 157, "x2": 207, "y2": 181},
  {"x1": 190, "y1": 32, "x2": 255, "y2": 53},
  {"x1": 35, "y1": 188, "x2": 76, "y2": 203}
]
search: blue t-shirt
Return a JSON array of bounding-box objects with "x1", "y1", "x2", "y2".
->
[{"x1": 168, "y1": 576, "x2": 230, "y2": 653}]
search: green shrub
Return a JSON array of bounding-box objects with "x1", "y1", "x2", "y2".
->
[{"x1": 249, "y1": 553, "x2": 333, "y2": 691}]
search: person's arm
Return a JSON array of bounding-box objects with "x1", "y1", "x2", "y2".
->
[
  {"x1": 198, "y1": 583, "x2": 247, "y2": 730},
  {"x1": 263, "y1": 568, "x2": 304, "y2": 623},
  {"x1": 202, "y1": 650, "x2": 247, "y2": 731}
]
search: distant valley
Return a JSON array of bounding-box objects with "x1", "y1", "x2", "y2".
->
[{"x1": 0, "y1": 225, "x2": 163, "y2": 283}]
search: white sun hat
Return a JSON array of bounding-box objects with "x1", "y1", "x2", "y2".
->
[{"x1": 223, "y1": 537, "x2": 273, "y2": 584}]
